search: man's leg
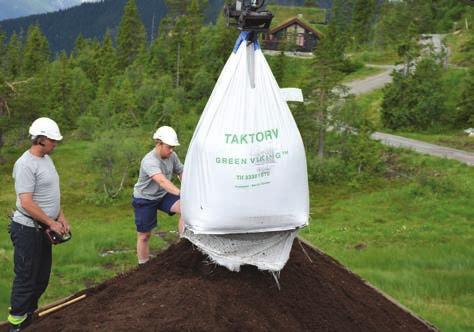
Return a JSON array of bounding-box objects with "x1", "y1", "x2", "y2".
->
[
  {"x1": 8, "y1": 223, "x2": 37, "y2": 328},
  {"x1": 29, "y1": 231, "x2": 52, "y2": 313},
  {"x1": 132, "y1": 197, "x2": 159, "y2": 265},
  {"x1": 136, "y1": 231, "x2": 152, "y2": 264},
  {"x1": 169, "y1": 200, "x2": 184, "y2": 234}
]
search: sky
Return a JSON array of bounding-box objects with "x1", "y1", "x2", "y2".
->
[{"x1": 0, "y1": 0, "x2": 100, "y2": 21}]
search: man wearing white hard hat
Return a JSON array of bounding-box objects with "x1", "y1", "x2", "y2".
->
[
  {"x1": 132, "y1": 126, "x2": 184, "y2": 265},
  {"x1": 7, "y1": 117, "x2": 71, "y2": 331}
]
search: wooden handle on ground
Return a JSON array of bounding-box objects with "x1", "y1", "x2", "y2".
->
[{"x1": 38, "y1": 294, "x2": 87, "y2": 317}]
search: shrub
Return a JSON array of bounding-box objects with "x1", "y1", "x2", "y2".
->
[
  {"x1": 89, "y1": 130, "x2": 146, "y2": 199},
  {"x1": 381, "y1": 59, "x2": 447, "y2": 130},
  {"x1": 76, "y1": 115, "x2": 100, "y2": 140},
  {"x1": 307, "y1": 156, "x2": 348, "y2": 184},
  {"x1": 456, "y1": 68, "x2": 474, "y2": 127}
]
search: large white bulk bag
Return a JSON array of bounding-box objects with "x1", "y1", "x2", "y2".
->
[{"x1": 181, "y1": 32, "x2": 309, "y2": 235}]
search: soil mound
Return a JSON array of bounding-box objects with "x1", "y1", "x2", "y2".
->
[{"x1": 16, "y1": 239, "x2": 436, "y2": 331}]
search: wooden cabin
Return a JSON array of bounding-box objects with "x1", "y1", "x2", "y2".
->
[{"x1": 262, "y1": 17, "x2": 321, "y2": 52}]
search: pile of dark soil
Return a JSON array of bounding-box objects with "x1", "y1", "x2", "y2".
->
[{"x1": 13, "y1": 239, "x2": 437, "y2": 331}]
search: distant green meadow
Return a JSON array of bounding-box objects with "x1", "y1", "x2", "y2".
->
[
  {"x1": 301, "y1": 151, "x2": 474, "y2": 331},
  {"x1": 1, "y1": 138, "x2": 472, "y2": 331}
]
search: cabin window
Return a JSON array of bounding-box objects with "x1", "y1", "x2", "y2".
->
[{"x1": 297, "y1": 34, "x2": 304, "y2": 46}]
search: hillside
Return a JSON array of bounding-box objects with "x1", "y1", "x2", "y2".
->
[
  {"x1": 0, "y1": 0, "x2": 332, "y2": 54},
  {"x1": 2, "y1": 240, "x2": 436, "y2": 331},
  {"x1": 0, "y1": 0, "x2": 97, "y2": 21},
  {"x1": 0, "y1": 0, "x2": 167, "y2": 53}
]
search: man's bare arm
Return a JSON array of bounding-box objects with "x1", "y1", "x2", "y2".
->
[{"x1": 151, "y1": 173, "x2": 180, "y2": 196}]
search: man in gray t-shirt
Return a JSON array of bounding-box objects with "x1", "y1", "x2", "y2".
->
[
  {"x1": 7, "y1": 117, "x2": 70, "y2": 331},
  {"x1": 132, "y1": 126, "x2": 184, "y2": 265}
]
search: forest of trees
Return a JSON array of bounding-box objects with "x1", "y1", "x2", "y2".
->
[
  {"x1": 0, "y1": 0, "x2": 321, "y2": 54},
  {"x1": 0, "y1": 0, "x2": 472, "y2": 197}
]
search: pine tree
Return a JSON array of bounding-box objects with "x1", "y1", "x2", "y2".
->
[
  {"x1": 98, "y1": 31, "x2": 118, "y2": 88},
  {"x1": 326, "y1": 2, "x2": 350, "y2": 64},
  {"x1": 179, "y1": 0, "x2": 205, "y2": 89},
  {"x1": 5, "y1": 32, "x2": 23, "y2": 79},
  {"x1": 70, "y1": 36, "x2": 101, "y2": 85},
  {"x1": 381, "y1": 58, "x2": 446, "y2": 130},
  {"x1": 352, "y1": 0, "x2": 376, "y2": 47},
  {"x1": 69, "y1": 66, "x2": 94, "y2": 123},
  {"x1": 165, "y1": 0, "x2": 188, "y2": 19},
  {"x1": 49, "y1": 52, "x2": 72, "y2": 124},
  {"x1": 397, "y1": 22, "x2": 420, "y2": 77},
  {"x1": 331, "y1": 0, "x2": 352, "y2": 50},
  {"x1": 457, "y1": 68, "x2": 474, "y2": 127},
  {"x1": 155, "y1": 1, "x2": 204, "y2": 88},
  {"x1": 110, "y1": 77, "x2": 139, "y2": 126},
  {"x1": 373, "y1": 1, "x2": 412, "y2": 49},
  {"x1": 0, "y1": 29, "x2": 6, "y2": 75},
  {"x1": 410, "y1": 0, "x2": 435, "y2": 34},
  {"x1": 23, "y1": 24, "x2": 50, "y2": 76},
  {"x1": 117, "y1": 0, "x2": 146, "y2": 69},
  {"x1": 73, "y1": 33, "x2": 87, "y2": 57},
  {"x1": 186, "y1": 0, "x2": 203, "y2": 52},
  {"x1": 148, "y1": 34, "x2": 172, "y2": 77},
  {"x1": 209, "y1": 14, "x2": 238, "y2": 75},
  {"x1": 304, "y1": 33, "x2": 346, "y2": 159}
]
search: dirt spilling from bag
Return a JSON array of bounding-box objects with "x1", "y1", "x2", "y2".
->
[{"x1": 19, "y1": 239, "x2": 435, "y2": 332}]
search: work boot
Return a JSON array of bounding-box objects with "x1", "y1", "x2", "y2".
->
[
  {"x1": 9, "y1": 324, "x2": 21, "y2": 332},
  {"x1": 9, "y1": 313, "x2": 33, "y2": 332}
]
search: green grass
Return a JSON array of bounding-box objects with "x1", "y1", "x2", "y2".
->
[
  {"x1": 349, "y1": 49, "x2": 399, "y2": 65},
  {"x1": 301, "y1": 151, "x2": 474, "y2": 331},
  {"x1": 1, "y1": 139, "x2": 473, "y2": 331}
]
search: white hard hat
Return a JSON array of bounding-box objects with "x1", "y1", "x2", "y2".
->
[
  {"x1": 153, "y1": 126, "x2": 180, "y2": 146},
  {"x1": 29, "y1": 117, "x2": 63, "y2": 141}
]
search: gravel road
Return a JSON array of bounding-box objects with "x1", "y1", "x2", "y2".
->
[{"x1": 371, "y1": 132, "x2": 474, "y2": 166}]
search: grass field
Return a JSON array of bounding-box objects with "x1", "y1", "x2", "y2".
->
[
  {"x1": 349, "y1": 49, "x2": 399, "y2": 65},
  {"x1": 1, "y1": 137, "x2": 473, "y2": 331},
  {"x1": 301, "y1": 151, "x2": 474, "y2": 331}
]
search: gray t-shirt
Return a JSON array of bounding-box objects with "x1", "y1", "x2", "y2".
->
[
  {"x1": 12, "y1": 150, "x2": 61, "y2": 228},
  {"x1": 133, "y1": 149, "x2": 183, "y2": 200}
]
